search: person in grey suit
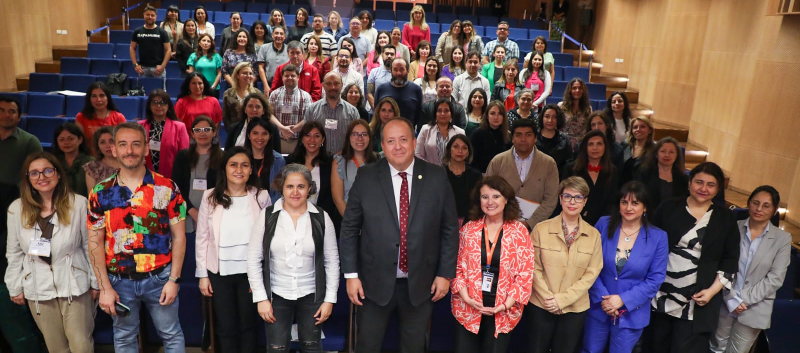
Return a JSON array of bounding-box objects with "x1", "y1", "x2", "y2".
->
[
  {"x1": 710, "y1": 185, "x2": 792, "y2": 353},
  {"x1": 339, "y1": 117, "x2": 460, "y2": 353}
]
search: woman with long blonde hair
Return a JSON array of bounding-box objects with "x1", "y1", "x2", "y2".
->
[{"x1": 402, "y1": 5, "x2": 431, "y2": 58}]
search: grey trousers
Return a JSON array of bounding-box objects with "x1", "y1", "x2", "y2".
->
[{"x1": 709, "y1": 306, "x2": 761, "y2": 353}]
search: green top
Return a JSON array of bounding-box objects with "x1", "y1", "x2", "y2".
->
[
  {"x1": 481, "y1": 61, "x2": 504, "y2": 87},
  {"x1": 187, "y1": 52, "x2": 223, "y2": 90},
  {"x1": 0, "y1": 128, "x2": 43, "y2": 186},
  {"x1": 59, "y1": 153, "x2": 94, "y2": 198},
  {"x1": 465, "y1": 120, "x2": 481, "y2": 138}
]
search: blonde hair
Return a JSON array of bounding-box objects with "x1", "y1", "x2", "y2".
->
[
  {"x1": 327, "y1": 11, "x2": 344, "y2": 30},
  {"x1": 17, "y1": 152, "x2": 74, "y2": 228},
  {"x1": 559, "y1": 176, "x2": 590, "y2": 197},
  {"x1": 370, "y1": 97, "x2": 401, "y2": 133},
  {"x1": 410, "y1": 5, "x2": 429, "y2": 31},
  {"x1": 626, "y1": 115, "x2": 655, "y2": 151},
  {"x1": 231, "y1": 61, "x2": 255, "y2": 91}
]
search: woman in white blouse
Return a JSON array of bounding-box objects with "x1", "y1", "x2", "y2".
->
[
  {"x1": 416, "y1": 98, "x2": 466, "y2": 165},
  {"x1": 195, "y1": 146, "x2": 271, "y2": 353},
  {"x1": 247, "y1": 163, "x2": 340, "y2": 352}
]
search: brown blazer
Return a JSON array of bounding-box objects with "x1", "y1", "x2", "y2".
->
[
  {"x1": 530, "y1": 214, "x2": 603, "y2": 313},
  {"x1": 485, "y1": 147, "x2": 560, "y2": 228}
]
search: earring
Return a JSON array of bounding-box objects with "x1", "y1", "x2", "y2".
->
[{"x1": 212, "y1": 136, "x2": 219, "y2": 145}]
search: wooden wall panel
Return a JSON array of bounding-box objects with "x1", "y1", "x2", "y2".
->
[
  {"x1": 789, "y1": 161, "x2": 800, "y2": 224},
  {"x1": 590, "y1": 0, "x2": 637, "y2": 76}
]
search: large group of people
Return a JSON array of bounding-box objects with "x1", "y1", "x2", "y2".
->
[{"x1": 0, "y1": 4, "x2": 794, "y2": 353}]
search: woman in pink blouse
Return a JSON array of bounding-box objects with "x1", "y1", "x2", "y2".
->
[{"x1": 402, "y1": 5, "x2": 431, "y2": 58}]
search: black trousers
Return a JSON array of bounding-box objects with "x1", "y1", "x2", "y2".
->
[
  {"x1": 643, "y1": 311, "x2": 710, "y2": 353},
  {"x1": 355, "y1": 278, "x2": 434, "y2": 353},
  {"x1": 208, "y1": 272, "x2": 258, "y2": 353},
  {"x1": 526, "y1": 304, "x2": 587, "y2": 353},
  {"x1": 265, "y1": 293, "x2": 323, "y2": 353},
  {"x1": 455, "y1": 314, "x2": 511, "y2": 353}
]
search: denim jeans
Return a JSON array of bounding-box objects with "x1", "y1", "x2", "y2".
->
[
  {"x1": 265, "y1": 293, "x2": 322, "y2": 353},
  {"x1": 108, "y1": 264, "x2": 185, "y2": 353}
]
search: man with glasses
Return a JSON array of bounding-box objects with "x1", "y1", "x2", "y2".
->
[
  {"x1": 481, "y1": 21, "x2": 519, "y2": 64},
  {"x1": 87, "y1": 122, "x2": 187, "y2": 353},
  {"x1": 366, "y1": 44, "x2": 396, "y2": 108},
  {"x1": 301, "y1": 14, "x2": 338, "y2": 58},
  {"x1": 295, "y1": 72, "x2": 359, "y2": 154},
  {"x1": 0, "y1": 96, "x2": 43, "y2": 186},
  {"x1": 333, "y1": 47, "x2": 364, "y2": 94},
  {"x1": 485, "y1": 118, "x2": 559, "y2": 228},
  {"x1": 269, "y1": 63, "x2": 314, "y2": 153},
  {"x1": 338, "y1": 18, "x2": 371, "y2": 61},
  {"x1": 270, "y1": 41, "x2": 322, "y2": 101}
]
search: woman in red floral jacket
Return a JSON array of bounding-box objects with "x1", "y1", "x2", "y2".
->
[{"x1": 451, "y1": 176, "x2": 536, "y2": 353}]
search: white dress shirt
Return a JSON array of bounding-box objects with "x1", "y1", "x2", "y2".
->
[{"x1": 247, "y1": 199, "x2": 340, "y2": 303}]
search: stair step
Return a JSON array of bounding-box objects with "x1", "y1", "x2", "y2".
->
[
  {"x1": 53, "y1": 46, "x2": 87, "y2": 60},
  {"x1": 15, "y1": 75, "x2": 29, "y2": 91},
  {"x1": 607, "y1": 88, "x2": 638, "y2": 104},
  {"x1": 564, "y1": 49, "x2": 594, "y2": 62},
  {"x1": 629, "y1": 103, "x2": 652, "y2": 118},
  {"x1": 591, "y1": 74, "x2": 628, "y2": 89},
  {"x1": 653, "y1": 120, "x2": 689, "y2": 143},
  {"x1": 35, "y1": 60, "x2": 60, "y2": 74}
]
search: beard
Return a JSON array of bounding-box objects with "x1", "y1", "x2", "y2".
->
[
  {"x1": 391, "y1": 76, "x2": 407, "y2": 86},
  {"x1": 120, "y1": 154, "x2": 144, "y2": 170}
]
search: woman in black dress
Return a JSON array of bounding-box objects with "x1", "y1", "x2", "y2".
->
[
  {"x1": 469, "y1": 100, "x2": 510, "y2": 173},
  {"x1": 442, "y1": 134, "x2": 482, "y2": 226},
  {"x1": 535, "y1": 104, "x2": 572, "y2": 172},
  {"x1": 634, "y1": 137, "x2": 689, "y2": 214},
  {"x1": 559, "y1": 130, "x2": 618, "y2": 225}
]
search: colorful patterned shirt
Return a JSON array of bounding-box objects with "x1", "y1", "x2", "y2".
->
[{"x1": 87, "y1": 169, "x2": 186, "y2": 274}]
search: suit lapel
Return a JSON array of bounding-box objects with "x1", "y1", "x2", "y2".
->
[
  {"x1": 407, "y1": 159, "x2": 424, "y2": 225},
  {"x1": 620, "y1": 225, "x2": 647, "y2": 277},
  {"x1": 378, "y1": 160, "x2": 400, "y2": 231},
  {"x1": 746, "y1": 228, "x2": 775, "y2": 278}
]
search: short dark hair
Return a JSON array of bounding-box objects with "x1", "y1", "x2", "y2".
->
[
  {"x1": 537, "y1": 104, "x2": 566, "y2": 130},
  {"x1": 607, "y1": 181, "x2": 653, "y2": 240},
  {"x1": 748, "y1": 185, "x2": 780, "y2": 209},
  {"x1": 428, "y1": 98, "x2": 455, "y2": 127},
  {"x1": 282, "y1": 63, "x2": 299, "y2": 75},
  {"x1": 52, "y1": 122, "x2": 91, "y2": 157},
  {"x1": 442, "y1": 134, "x2": 473, "y2": 165},
  {"x1": 465, "y1": 50, "x2": 481, "y2": 62},
  {"x1": 510, "y1": 117, "x2": 537, "y2": 136},
  {"x1": 143, "y1": 5, "x2": 157, "y2": 14},
  {"x1": 468, "y1": 176, "x2": 522, "y2": 222},
  {"x1": 383, "y1": 44, "x2": 396, "y2": 53},
  {"x1": 113, "y1": 122, "x2": 147, "y2": 142},
  {"x1": 0, "y1": 96, "x2": 21, "y2": 112},
  {"x1": 688, "y1": 162, "x2": 725, "y2": 187}
]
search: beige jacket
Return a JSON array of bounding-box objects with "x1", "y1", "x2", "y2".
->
[{"x1": 529, "y1": 214, "x2": 602, "y2": 313}]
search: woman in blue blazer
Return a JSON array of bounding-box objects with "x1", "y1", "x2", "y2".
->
[{"x1": 582, "y1": 181, "x2": 669, "y2": 353}]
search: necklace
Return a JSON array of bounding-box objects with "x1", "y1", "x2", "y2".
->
[{"x1": 621, "y1": 227, "x2": 639, "y2": 242}]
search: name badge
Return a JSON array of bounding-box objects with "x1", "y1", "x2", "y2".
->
[
  {"x1": 481, "y1": 271, "x2": 495, "y2": 292},
  {"x1": 531, "y1": 84, "x2": 540, "y2": 91},
  {"x1": 281, "y1": 104, "x2": 295, "y2": 115},
  {"x1": 192, "y1": 179, "x2": 208, "y2": 190},
  {"x1": 325, "y1": 119, "x2": 338, "y2": 130},
  {"x1": 28, "y1": 238, "x2": 51, "y2": 257},
  {"x1": 149, "y1": 140, "x2": 161, "y2": 151}
]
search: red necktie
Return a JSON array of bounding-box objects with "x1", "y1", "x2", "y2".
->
[{"x1": 398, "y1": 172, "x2": 409, "y2": 273}]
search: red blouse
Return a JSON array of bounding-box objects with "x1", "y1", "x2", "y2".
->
[
  {"x1": 174, "y1": 96, "x2": 223, "y2": 135},
  {"x1": 401, "y1": 23, "x2": 431, "y2": 54},
  {"x1": 451, "y1": 218, "x2": 535, "y2": 337}
]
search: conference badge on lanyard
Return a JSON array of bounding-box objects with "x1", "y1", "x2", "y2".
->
[{"x1": 482, "y1": 224, "x2": 501, "y2": 292}]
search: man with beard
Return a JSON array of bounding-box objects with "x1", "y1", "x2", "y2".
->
[
  {"x1": 333, "y1": 47, "x2": 364, "y2": 94},
  {"x1": 130, "y1": 6, "x2": 171, "y2": 79},
  {"x1": 296, "y1": 72, "x2": 360, "y2": 154},
  {"x1": 374, "y1": 57, "x2": 424, "y2": 129},
  {"x1": 366, "y1": 44, "x2": 396, "y2": 108},
  {"x1": 0, "y1": 96, "x2": 42, "y2": 186},
  {"x1": 87, "y1": 122, "x2": 188, "y2": 353},
  {"x1": 300, "y1": 14, "x2": 338, "y2": 58},
  {"x1": 421, "y1": 77, "x2": 467, "y2": 130}
]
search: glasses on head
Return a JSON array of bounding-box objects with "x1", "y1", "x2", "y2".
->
[
  {"x1": 560, "y1": 193, "x2": 586, "y2": 203},
  {"x1": 351, "y1": 132, "x2": 369, "y2": 139},
  {"x1": 151, "y1": 100, "x2": 169, "y2": 106},
  {"x1": 192, "y1": 127, "x2": 214, "y2": 133},
  {"x1": 28, "y1": 168, "x2": 56, "y2": 180}
]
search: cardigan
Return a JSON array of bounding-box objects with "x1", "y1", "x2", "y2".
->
[
  {"x1": 138, "y1": 119, "x2": 190, "y2": 179},
  {"x1": 485, "y1": 148, "x2": 560, "y2": 228},
  {"x1": 530, "y1": 214, "x2": 603, "y2": 313},
  {"x1": 415, "y1": 124, "x2": 466, "y2": 166},
  {"x1": 451, "y1": 218, "x2": 535, "y2": 337},
  {"x1": 171, "y1": 148, "x2": 218, "y2": 212},
  {"x1": 588, "y1": 216, "x2": 669, "y2": 329},
  {"x1": 195, "y1": 187, "x2": 271, "y2": 277},
  {"x1": 651, "y1": 197, "x2": 740, "y2": 333},
  {"x1": 481, "y1": 62, "x2": 504, "y2": 87}
]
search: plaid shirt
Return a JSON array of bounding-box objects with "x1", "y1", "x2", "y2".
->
[
  {"x1": 304, "y1": 99, "x2": 359, "y2": 153},
  {"x1": 482, "y1": 39, "x2": 520, "y2": 62},
  {"x1": 269, "y1": 86, "x2": 313, "y2": 139},
  {"x1": 87, "y1": 169, "x2": 186, "y2": 274}
]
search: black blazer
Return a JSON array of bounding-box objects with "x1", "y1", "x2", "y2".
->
[
  {"x1": 652, "y1": 197, "x2": 740, "y2": 334},
  {"x1": 421, "y1": 97, "x2": 467, "y2": 131},
  {"x1": 634, "y1": 165, "x2": 689, "y2": 213},
  {"x1": 171, "y1": 149, "x2": 218, "y2": 212},
  {"x1": 284, "y1": 154, "x2": 341, "y2": 235},
  {"x1": 339, "y1": 158, "x2": 459, "y2": 306},
  {"x1": 469, "y1": 127, "x2": 510, "y2": 173},
  {"x1": 225, "y1": 117, "x2": 282, "y2": 154},
  {"x1": 536, "y1": 130, "x2": 573, "y2": 171}
]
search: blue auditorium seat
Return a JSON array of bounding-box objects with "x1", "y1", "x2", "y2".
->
[
  {"x1": 61, "y1": 74, "x2": 96, "y2": 92},
  {"x1": 217, "y1": 123, "x2": 228, "y2": 146},
  {"x1": 90, "y1": 59, "x2": 122, "y2": 76},
  {"x1": 501, "y1": 17, "x2": 519, "y2": 28},
  {"x1": 587, "y1": 83, "x2": 606, "y2": 101},
  {"x1": 375, "y1": 1, "x2": 393, "y2": 10},
  {"x1": 115, "y1": 44, "x2": 137, "y2": 60},
  {"x1": 548, "y1": 41, "x2": 562, "y2": 53},
  {"x1": 521, "y1": 19, "x2": 539, "y2": 29},
  {"x1": 518, "y1": 39, "x2": 534, "y2": 53},
  {"x1": 285, "y1": 14, "x2": 296, "y2": 27},
  {"x1": 0, "y1": 92, "x2": 27, "y2": 113},
  {"x1": 269, "y1": 3, "x2": 289, "y2": 14},
  {"x1": 203, "y1": 2, "x2": 223, "y2": 12},
  {"x1": 24, "y1": 116, "x2": 69, "y2": 148},
  {"x1": 485, "y1": 26, "x2": 498, "y2": 37},
  {"x1": 241, "y1": 13, "x2": 258, "y2": 26},
  {"x1": 289, "y1": 4, "x2": 311, "y2": 16},
  {"x1": 765, "y1": 300, "x2": 800, "y2": 353},
  {"x1": 456, "y1": 6, "x2": 473, "y2": 15},
  {"x1": 431, "y1": 34, "x2": 442, "y2": 47},
  {"x1": 138, "y1": 99, "x2": 148, "y2": 121},
  {"x1": 396, "y1": 10, "x2": 411, "y2": 22},
  {"x1": 374, "y1": 19, "x2": 395, "y2": 31},
  {"x1": 115, "y1": 96, "x2": 141, "y2": 120},
  {"x1": 595, "y1": 99, "x2": 607, "y2": 111},
  {"x1": 552, "y1": 53, "x2": 574, "y2": 67},
  {"x1": 179, "y1": 10, "x2": 191, "y2": 20},
  {"x1": 438, "y1": 13, "x2": 457, "y2": 25},
  {"x1": 553, "y1": 66, "x2": 564, "y2": 81},
  {"x1": 137, "y1": 77, "x2": 165, "y2": 95},
  {"x1": 92, "y1": 309, "x2": 115, "y2": 344},
  {"x1": 552, "y1": 81, "x2": 568, "y2": 98},
  {"x1": 216, "y1": 11, "x2": 232, "y2": 22},
  {"x1": 479, "y1": 16, "x2": 498, "y2": 27},
  {"x1": 427, "y1": 23, "x2": 440, "y2": 34},
  {"x1": 419, "y1": 4, "x2": 433, "y2": 13},
  {"x1": 65, "y1": 95, "x2": 84, "y2": 117},
  {"x1": 530, "y1": 29, "x2": 549, "y2": 39},
  {"x1": 563, "y1": 67, "x2": 590, "y2": 82},
  {"x1": 88, "y1": 43, "x2": 114, "y2": 59},
  {"x1": 166, "y1": 79, "x2": 182, "y2": 97},
  {"x1": 472, "y1": 25, "x2": 485, "y2": 37},
  {"x1": 375, "y1": 9, "x2": 395, "y2": 21},
  {"x1": 397, "y1": 2, "x2": 414, "y2": 11},
  {"x1": 166, "y1": 62, "x2": 182, "y2": 79},
  {"x1": 225, "y1": 1, "x2": 246, "y2": 12},
  {"x1": 121, "y1": 61, "x2": 138, "y2": 77},
  {"x1": 435, "y1": 4, "x2": 453, "y2": 13},
  {"x1": 547, "y1": 96, "x2": 562, "y2": 105},
  {"x1": 161, "y1": 0, "x2": 179, "y2": 9},
  {"x1": 426, "y1": 13, "x2": 437, "y2": 23},
  {"x1": 129, "y1": 18, "x2": 146, "y2": 30},
  {"x1": 460, "y1": 15, "x2": 478, "y2": 25},
  {"x1": 28, "y1": 73, "x2": 62, "y2": 93},
  {"x1": 156, "y1": 9, "x2": 167, "y2": 22},
  {"x1": 182, "y1": 1, "x2": 201, "y2": 10},
  {"x1": 28, "y1": 94, "x2": 65, "y2": 116},
  {"x1": 109, "y1": 30, "x2": 133, "y2": 44},
  {"x1": 247, "y1": 3, "x2": 268, "y2": 13},
  {"x1": 509, "y1": 28, "x2": 528, "y2": 40}
]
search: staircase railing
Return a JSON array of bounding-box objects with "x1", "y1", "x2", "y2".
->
[{"x1": 86, "y1": 1, "x2": 148, "y2": 43}]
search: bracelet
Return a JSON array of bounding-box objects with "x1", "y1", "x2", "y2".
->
[{"x1": 502, "y1": 303, "x2": 507, "y2": 311}]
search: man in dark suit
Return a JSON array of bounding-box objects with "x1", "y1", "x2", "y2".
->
[{"x1": 340, "y1": 118, "x2": 459, "y2": 353}]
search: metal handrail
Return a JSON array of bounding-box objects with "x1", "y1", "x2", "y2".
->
[
  {"x1": 541, "y1": 16, "x2": 595, "y2": 80},
  {"x1": 86, "y1": 0, "x2": 148, "y2": 43}
]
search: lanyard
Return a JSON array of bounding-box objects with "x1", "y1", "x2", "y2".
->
[
  {"x1": 483, "y1": 223, "x2": 502, "y2": 270},
  {"x1": 352, "y1": 158, "x2": 360, "y2": 168},
  {"x1": 258, "y1": 158, "x2": 265, "y2": 177}
]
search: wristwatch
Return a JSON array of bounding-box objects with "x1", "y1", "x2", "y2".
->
[{"x1": 169, "y1": 276, "x2": 181, "y2": 284}]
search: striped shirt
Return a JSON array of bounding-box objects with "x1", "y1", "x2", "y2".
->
[
  {"x1": 300, "y1": 31, "x2": 339, "y2": 58},
  {"x1": 269, "y1": 86, "x2": 313, "y2": 139},
  {"x1": 303, "y1": 99, "x2": 360, "y2": 153},
  {"x1": 482, "y1": 39, "x2": 520, "y2": 62}
]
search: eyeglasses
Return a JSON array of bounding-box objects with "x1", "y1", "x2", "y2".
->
[
  {"x1": 151, "y1": 100, "x2": 169, "y2": 106},
  {"x1": 192, "y1": 127, "x2": 214, "y2": 133},
  {"x1": 498, "y1": 28, "x2": 509, "y2": 31},
  {"x1": 749, "y1": 200, "x2": 774, "y2": 210},
  {"x1": 351, "y1": 132, "x2": 369, "y2": 139},
  {"x1": 338, "y1": 54, "x2": 351, "y2": 59},
  {"x1": 560, "y1": 193, "x2": 586, "y2": 203},
  {"x1": 28, "y1": 168, "x2": 56, "y2": 180}
]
